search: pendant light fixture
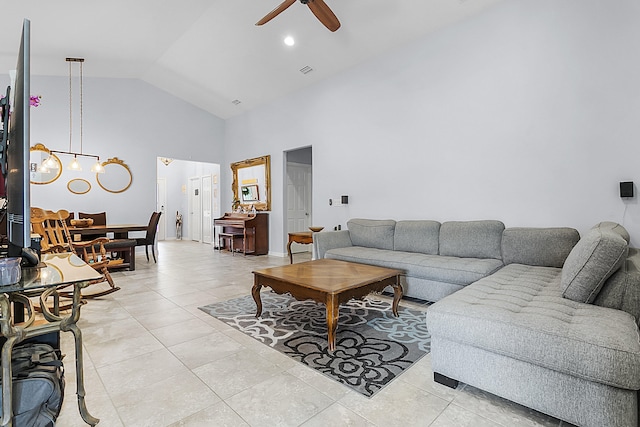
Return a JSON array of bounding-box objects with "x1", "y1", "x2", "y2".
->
[
  {"x1": 44, "y1": 58, "x2": 105, "y2": 173},
  {"x1": 66, "y1": 58, "x2": 83, "y2": 170}
]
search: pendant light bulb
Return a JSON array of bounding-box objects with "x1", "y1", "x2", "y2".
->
[
  {"x1": 91, "y1": 159, "x2": 105, "y2": 174},
  {"x1": 44, "y1": 155, "x2": 59, "y2": 169},
  {"x1": 37, "y1": 163, "x2": 49, "y2": 173},
  {"x1": 68, "y1": 155, "x2": 82, "y2": 171}
]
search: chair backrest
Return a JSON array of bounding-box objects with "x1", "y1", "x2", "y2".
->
[
  {"x1": 146, "y1": 212, "x2": 162, "y2": 242},
  {"x1": 63, "y1": 212, "x2": 75, "y2": 227},
  {"x1": 30, "y1": 208, "x2": 73, "y2": 253},
  {"x1": 77, "y1": 211, "x2": 107, "y2": 240},
  {"x1": 78, "y1": 212, "x2": 106, "y2": 226}
]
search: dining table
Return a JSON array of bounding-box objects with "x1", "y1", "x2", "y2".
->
[
  {"x1": 67, "y1": 223, "x2": 148, "y2": 240},
  {"x1": 67, "y1": 224, "x2": 148, "y2": 271}
]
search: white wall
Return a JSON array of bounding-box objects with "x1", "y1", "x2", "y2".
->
[
  {"x1": 226, "y1": 0, "x2": 640, "y2": 252},
  {"x1": 14, "y1": 75, "x2": 225, "y2": 226}
]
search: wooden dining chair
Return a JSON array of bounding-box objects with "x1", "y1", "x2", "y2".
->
[
  {"x1": 135, "y1": 212, "x2": 162, "y2": 263},
  {"x1": 63, "y1": 211, "x2": 74, "y2": 227},
  {"x1": 78, "y1": 212, "x2": 106, "y2": 226},
  {"x1": 77, "y1": 211, "x2": 107, "y2": 241},
  {"x1": 30, "y1": 208, "x2": 121, "y2": 298}
]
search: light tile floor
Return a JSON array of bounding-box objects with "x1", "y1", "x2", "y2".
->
[{"x1": 53, "y1": 240, "x2": 574, "y2": 427}]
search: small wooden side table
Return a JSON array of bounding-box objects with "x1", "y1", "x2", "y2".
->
[{"x1": 287, "y1": 231, "x2": 314, "y2": 264}]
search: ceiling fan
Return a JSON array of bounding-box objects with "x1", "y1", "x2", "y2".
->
[{"x1": 256, "y1": 0, "x2": 341, "y2": 32}]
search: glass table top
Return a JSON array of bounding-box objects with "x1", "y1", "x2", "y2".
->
[{"x1": 0, "y1": 252, "x2": 102, "y2": 293}]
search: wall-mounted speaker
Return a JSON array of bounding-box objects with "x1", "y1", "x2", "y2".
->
[{"x1": 620, "y1": 181, "x2": 634, "y2": 198}]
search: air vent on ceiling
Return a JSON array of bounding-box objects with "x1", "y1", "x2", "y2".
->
[
  {"x1": 300, "y1": 66, "x2": 313, "y2": 75},
  {"x1": 231, "y1": 99, "x2": 242, "y2": 105}
]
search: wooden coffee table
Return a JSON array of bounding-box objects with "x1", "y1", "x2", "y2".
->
[{"x1": 252, "y1": 259, "x2": 403, "y2": 352}]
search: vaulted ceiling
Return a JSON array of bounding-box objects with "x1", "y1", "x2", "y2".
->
[{"x1": 0, "y1": 0, "x2": 505, "y2": 119}]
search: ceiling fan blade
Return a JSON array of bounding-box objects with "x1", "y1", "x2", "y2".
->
[
  {"x1": 307, "y1": 0, "x2": 341, "y2": 32},
  {"x1": 256, "y1": 0, "x2": 297, "y2": 26}
]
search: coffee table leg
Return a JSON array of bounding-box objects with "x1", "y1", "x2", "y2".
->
[
  {"x1": 326, "y1": 295, "x2": 339, "y2": 352},
  {"x1": 252, "y1": 278, "x2": 263, "y2": 318},
  {"x1": 391, "y1": 275, "x2": 403, "y2": 317}
]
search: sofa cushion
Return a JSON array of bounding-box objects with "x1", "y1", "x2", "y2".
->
[
  {"x1": 594, "y1": 248, "x2": 640, "y2": 324},
  {"x1": 346, "y1": 219, "x2": 396, "y2": 251},
  {"x1": 325, "y1": 246, "x2": 503, "y2": 286},
  {"x1": 592, "y1": 221, "x2": 630, "y2": 243},
  {"x1": 502, "y1": 227, "x2": 580, "y2": 268},
  {"x1": 394, "y1": 220, "x2": 440, "y2": 254},
  {"x1": 439, "y1": 220, "x2": 504, "y2": 260},
  {"x1": 427, "y1": 264, "x2": 640, "y2": 390},
  {"x1": 313, "y1": 230, "x2": 352, "y2": 259},
  {"x1": 561, "y1": 226, "x2": 629, "y2": 303}
]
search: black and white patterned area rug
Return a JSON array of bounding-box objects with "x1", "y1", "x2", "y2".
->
[{"x1": 199, "y1": 292, "x2": 431, "y2": 397}]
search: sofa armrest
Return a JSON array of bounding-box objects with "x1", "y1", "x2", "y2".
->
[{"x1": 313, "y1": 230, "x2": 352, "y2": 259}]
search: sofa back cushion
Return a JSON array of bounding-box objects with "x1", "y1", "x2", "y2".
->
[
  {"x1": 592, "y1": 221, "x2": 631, "y2": 243},
  {"x1": 394, "y1": 220, "x2": 440, "y2": 254},
  {"x1": 594, "y1": 248, "x2": 640, "y2": 325},
  {"x1": 502, "y1": 227, "x2": 580, "y2": 268},
  {"x1": 439, "y1": 220, "x2": 505, "y2": 260},
  {"x1": 347, "y1": 219, "x2": 396, "y2": 250},
  {"x1": 561, "y1": 223, "x2": 629, "y2": 303}
]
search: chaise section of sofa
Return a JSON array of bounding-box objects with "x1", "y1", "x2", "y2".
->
[{"x1": 427, "y1": 224, "x2": 640, "y2": 427}]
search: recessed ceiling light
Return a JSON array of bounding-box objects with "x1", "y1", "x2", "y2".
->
[{"x1": 284, "y1": 36, "x2": 295, "y2": 46}]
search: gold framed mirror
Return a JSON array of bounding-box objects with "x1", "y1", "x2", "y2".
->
[
  {"x1": 96, "y1": 157, "x2": 132, "y2": 193},
  {"x1": 231, "y1": 155, "x2": 271, "y2": 211},
  {"x1": 67, "y1": 178, "x2": 91, "y2": 194},
  {"x1": 29, "y1": 143, "x2": 62, "y2": 185}
]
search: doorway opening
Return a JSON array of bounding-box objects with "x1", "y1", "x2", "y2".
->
[
  {"x1": 156, "y1": 157, "x2": 220, "y2": 243},
  {"x1": 284, "y1": 146, "x2": 312, "y2": 257}
]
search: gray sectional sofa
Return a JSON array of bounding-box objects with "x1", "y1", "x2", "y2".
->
[
  {"x1": 314, "y1": 219, "x2": 510, "y2": 301},
  {"x1": 313, "y1": 219, "x2": 640, "y2": 427}
]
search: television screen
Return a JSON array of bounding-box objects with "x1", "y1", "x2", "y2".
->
[{"x1": 7, "y1": 19, "x2": 31, "y2": 257}]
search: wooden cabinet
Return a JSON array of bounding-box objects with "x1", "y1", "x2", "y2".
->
[{"x1": 214, "y1": 213, "x2": 269, "y2": 255}]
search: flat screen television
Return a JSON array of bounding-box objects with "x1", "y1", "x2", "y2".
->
[{"x1": 5, "y1": 19, "x2": 34, "y2": 262}]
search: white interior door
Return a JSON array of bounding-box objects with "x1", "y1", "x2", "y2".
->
[
  {"x1": 287, "y1": 163, "x2": 312, "y2": 253},
  {"x1": 189, "y1": 176, "x2": 201, "y2": 242},
  {"x1": 201, "y1": 175, "x2": 212, "y2": 244},
  {"x1": 156, "y1": 177, "x2": 167, "y2": 240}
]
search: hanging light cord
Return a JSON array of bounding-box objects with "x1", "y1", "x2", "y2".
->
[
  {"x1": 79, "y1": 60, "x2": 83, "y2": 155},
  {"x1": 68, "y1": 59, "x2": 73, "y2": 153}
]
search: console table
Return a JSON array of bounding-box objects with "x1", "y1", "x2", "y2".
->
[
  {"x1": 287, "y1": 231, "x2": 313, "y2": 264},
  {"x1": 0, "y1": 253, "x2": 102, "y2": 426}
]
